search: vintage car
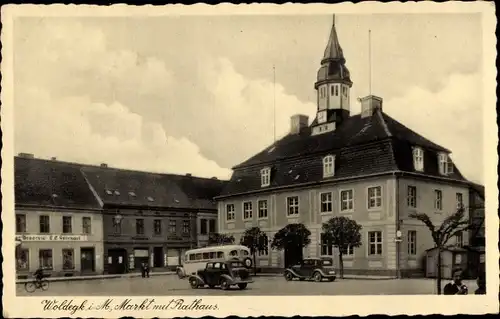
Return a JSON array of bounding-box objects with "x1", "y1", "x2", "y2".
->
[
  {"x1": 284, "y1": 257, "x2": 337, "y2": 282},
  {"x1": 188, "y1": 260, "x2": 253, "y2": 290}
]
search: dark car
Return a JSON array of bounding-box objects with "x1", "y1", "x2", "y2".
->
[
  {"x1": 284, "y1": 257, "x2": 337, "y2": 282},
  {"x1": 188, "y1": 260, "x2": 253, "y2": 290}
]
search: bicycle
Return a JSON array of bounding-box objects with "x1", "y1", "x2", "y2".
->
[{"x1": 24, "y1": 278, "x2": 49, "y2": 293}]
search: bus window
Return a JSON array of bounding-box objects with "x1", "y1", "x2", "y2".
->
[
  {"x1": 217, "y1": 252, "x2": 224, "y2": 259},
  {"x1": 229, "y1": 250, "x2": 238, "y2": 257},
  {"x1": 195, "y1": 253, "x2": 202, "y2": 260},
  {"x1": 202, "y1": 252, "x2": 210, "y2": 260},
  {"x1": 240, "y1": 250, "x2": 249, "y2": 256},
  {"x1": 209, "y1": 252, "x2": 216, "y2": 259},
  {"x1": 189, "y1": 254, "x2": 195, "y2": 261}
]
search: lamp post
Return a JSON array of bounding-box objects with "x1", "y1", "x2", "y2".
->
[{"x1": 395, "y1": 228, "x2": 402, "y2": 279}]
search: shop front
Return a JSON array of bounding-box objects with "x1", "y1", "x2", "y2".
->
[{"x1": 15, "y1": 233, "x2": 104, "y2": 278}]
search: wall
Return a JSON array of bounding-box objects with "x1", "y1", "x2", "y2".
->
[
  {"x1": 397, "y1": 177, "x2": 470, "y2": 274},
  {"x1": 15, "y1": 208, "x2": 104, "y2": 276},
  {"x1": 217, "y1": 175, "x2": 399, "y2": 274}
]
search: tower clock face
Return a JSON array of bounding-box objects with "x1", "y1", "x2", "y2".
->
[{"x1": 318, "y1": 111, "x2": 327, "y2": 123}]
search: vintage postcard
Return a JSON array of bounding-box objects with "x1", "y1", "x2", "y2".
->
[{"x1": 1, "y1": 2, "x2": 498, "y2": 318}]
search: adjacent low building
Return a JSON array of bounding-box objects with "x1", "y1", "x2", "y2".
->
[
  {"x1": 80, "y1": 165, "x2": 226, "y2": 274},
  {"x1": 15, "y1": 155, "x2": 104, "y2": 278}
]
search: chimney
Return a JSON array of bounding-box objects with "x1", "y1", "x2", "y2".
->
[
  {"x1": 18, "y1": 153, "x2": 34, "y2": 159},
  {"x1": 186, "y1": 173, "x2": 192, "y2": 177},
  {"x1": 290, "y1": 114, "x2": 309, "y2": 134},
  {"x1": 100, "y1": 163, "x2": 108, "y2": 168},
  {"x1": 51, "y1": 157, "x2": 57, "y2": 161},
  {"x1": 360, "y1": 95, "x2": 383, "y2": 118},
  {"x1": 211, "y1": 177, "x2": 218, "y2": 180}
]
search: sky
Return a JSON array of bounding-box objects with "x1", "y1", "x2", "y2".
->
[{"x1": 13, "y1": 13, "x2": 484, "y2": 183}]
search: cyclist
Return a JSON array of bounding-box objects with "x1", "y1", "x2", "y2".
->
[{"x1": 33, "y1": 267, "x2": 44, "y2": 286}]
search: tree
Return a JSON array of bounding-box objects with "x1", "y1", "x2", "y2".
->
[
  {"x1": 207, "y1": 233, "x2": 235, "y2": 246},
  {"x1": 322, "y1": 216, "x2": 362, "y2": 279},
  {"x1": 271, "y1": 223, "x2": 311, "y2": 267},
  {"x1": 240, "y1": 227, "x2": 268, "y2": 275},
  {"x1": 410, "y1": 206, "x2": 472, "y2": 295}
]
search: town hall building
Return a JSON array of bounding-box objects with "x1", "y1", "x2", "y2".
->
[{"x1": 215, "y1": 16, "x2": 472, "y2": 277}]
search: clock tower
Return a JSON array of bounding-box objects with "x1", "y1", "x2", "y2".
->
[{"x1": 312, "y1": 15, "x2": 353, "y2": 136}]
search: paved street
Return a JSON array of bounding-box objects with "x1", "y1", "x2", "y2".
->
[{"x1": 16, "y1": 275, "x2": 478, "y2": 296}]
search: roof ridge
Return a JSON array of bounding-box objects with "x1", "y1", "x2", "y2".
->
[{"x1": 376, "y1": 109, "x2": 392, "y2": 137}]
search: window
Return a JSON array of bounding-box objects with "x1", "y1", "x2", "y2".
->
[
  {"x1": 209, "y1": 219, "x2": 216, "y2": 233},
  {"x1": 456, "y1": 193, "x2": 463, "y2": 209},
  {"x1": 200, "y1": 218, "x2": 207, "y2": 235},
  {"x1": 182, "y1": 220, "x2": 190, "y2": 234},
  {"x1": 261, "y1": 167, "x2": 271, "y2": 187},
  {"x1": 17, "y1": 249, "x2": 29, "y2": 270},
  {"x1": 62, "y1": 249, "x2": 75, "y2": 270},
  {"x1": 226, "y1": 204, "x2": 235, "y2": 221},
  {"x1": 438, "y1": 153, "x2": 454, "y2": 175},
  {"x1": 330, "y1": 85, "x2": 334, "y2": 96},
  {"x1": 336, "y1": 85, "x2": 339, "y2": 96},
  {"x1": 62, "y1": 216, "x2": 72, "y2": 234},
  {"x1": 323, "y1": 155, "x2": 335, "y2": 177},
  {"x1": 286, "y1": 196, "x2": 299, "y2": 216},
  {"x1": 368, "y1": 231, "x2": 383, "y2": 255},
  {"x1": 407, "y1": 186, "x2": 417, "y2": 208},
  {"x1": 456, "y1": 231, "x2": 463, "y2": 247},
  {"x1": 320, "y1": 233, "x2": 333, "y2": 256},
  {"x1": 243, "y1": 202, "x2": 253, "y2": 220},
  {"x1": 258, "y1": 234, "x2": 269, "y2": 256},
  {"x1": 114, "y1": 217, "x2": 122, "y2": 234},
  {"x1": 367, "y1": 186, "x2": 382, "y2": 209},
  {"x1": 320, "y1": 192, "x2": 333, "y2": 213},
  {"x1": 16, "y1": 214, "x2": 26, "y2": 233},
  {"x1": 154, "y1": 219, "x2": 162, "y2": 235},
  {"x1": 340, "y1": 245, "x2": 354, "y2": 256},
  {"x1": 340, "y1": 190, "x2": 354, "y2": 211},
  {"x1": 412, "y1": 147, "x2": 424, "y2": 171},
  {"x1": 434, "y1": 190, "x2": 443, "y2": 210},
  {"x1": 39, "y1": 215, "x2": 50, "y2": 233},
  {"x1": 82, "y1": 217, "x2": 92, "y2": 234},
  {"x1": 258, "y1": 200, "x2": 268, "y2": 219},
  {"x1": 169, "y1": 220, "x2": 177, "y2": 234},
  {"x1": 408, "y1": 231, "x2": 417, "y2": 255},
  {"x1": 39, "y1": 249, "x2": 53, "y2": 270},
  {"x1": 136, "y1": 219, "x2": 144, "y2": 235}
]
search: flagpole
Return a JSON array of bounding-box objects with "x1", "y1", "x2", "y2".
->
[
  {"x1": 368, "y1": 29, "x2": 372, "y2": 96},
  {"x1": 273, "y1": 64, "x2": 276, "y2": 143}
]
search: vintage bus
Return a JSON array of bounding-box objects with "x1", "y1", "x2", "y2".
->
[{"x1": 177, "y1": 245, "x2": 252, "y2": 278}]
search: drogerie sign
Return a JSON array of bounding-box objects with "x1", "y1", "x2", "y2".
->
[{"x1": 15, "y1": 234, "x2": 89, "y2": 242}]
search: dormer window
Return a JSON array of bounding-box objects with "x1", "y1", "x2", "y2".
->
[
  {"x1": 412, "y1": 147, "x2": 424, "y2": 172},
  {"x1": 261, "y1": 167, "x2": 271, "y2": 187},
  {"x1": 438, "y1": 152, "x2": 454, "y2": 175},
  {"x1": 323, "y1": 155, "x2": 335, "y2": 178}
]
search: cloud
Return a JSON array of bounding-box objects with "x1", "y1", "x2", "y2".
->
[
  {"x1": 384, "y1": 72, "x2": 483, "y2": 183},
  {"x1": 14, "y1": 87, "x2": 232, "y2": 179}
]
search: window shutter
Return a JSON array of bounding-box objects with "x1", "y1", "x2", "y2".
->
[{"x1": 446, "y1": 156, "x2": 454, "y2": 174}]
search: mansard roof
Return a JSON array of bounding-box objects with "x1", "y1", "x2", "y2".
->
[{"x1": 219, "y1": 110, "x2": 467, "y2": 198}]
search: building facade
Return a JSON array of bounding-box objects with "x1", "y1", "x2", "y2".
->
[
  {"x1": 80, "y1": 166, "x2": 226, "y2": 274},
  {"x1": 15, "y1": 155, "x2": 104, "y2": 278},
  {"x1": 215, "y1": 16, "x2": 471, "y2": 277}
]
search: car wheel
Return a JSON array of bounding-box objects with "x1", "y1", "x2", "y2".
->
[
  {"x1": 313, "y1": 272, "x2": 322, "y2": 282},
  {"x1": 189, "y1": 278, "x2": 199, "y2": 289},
  {"x1": 40, "y1": 280, "x2": 49, "y2": 291},
  {"x1": 220, "y1": 278, "x2": 230, "y2": 290},
  {"x1": 177, "y1": 268, "x2": 184, "y2": 279},
  {"x1": 284, "y1": 271, "x2": 294, "y2": 281},
  {"x1": 238, "y1": 283, "x2": 248, "y2": 290}
]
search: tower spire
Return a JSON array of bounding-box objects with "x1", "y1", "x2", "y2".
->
[{"x1": 322, "y1": 14, "x2": 345, "y2": 64}]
